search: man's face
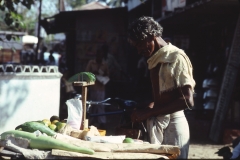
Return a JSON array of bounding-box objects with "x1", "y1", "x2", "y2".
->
[{"x1": 130, "y1": 37, "x2": 155, "y2": 57}]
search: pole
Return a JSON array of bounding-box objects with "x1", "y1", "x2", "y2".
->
[
  {"x1": 36, "y1": 0, "x2": 42, "y2": 62},
  {"x1": 81, "y1": 86, "x2": 87, "y2": 130}
]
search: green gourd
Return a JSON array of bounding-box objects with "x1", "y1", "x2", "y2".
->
[{"x1": 15, "y1": 121, "x2": 56, "y2": 136}]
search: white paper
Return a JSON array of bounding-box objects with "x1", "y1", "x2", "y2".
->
[
  {"x1": 85, "y1": 135, "x2": 126, "y2": 143},
  {"x1": 66, "y1": 98, "x2": 82, "y2": 129},
  {"x1": 96, "y1": 75, "x2": 110, "y2": 85}
]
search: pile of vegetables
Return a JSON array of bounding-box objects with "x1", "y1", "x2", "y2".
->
[
  {"x1": 0, "y1": 130, "x2": 94, "y2": 155},
  {"x1": 15, "y1": 115, "x2": 66, "y2": 134},
  {"x1": 0, "y1": 115, "x2": 95, "y2": 155}
]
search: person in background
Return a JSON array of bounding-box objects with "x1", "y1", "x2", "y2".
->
[
  {"x1": 39, "y1": 45, "x2": 48, "y2": 65},
  {"x1": 101, "y1": 44, "x2": 122, "y2": 79},
  {"x1": 128, "y1": 16, "x2": 196, "y2": 159},
  {"x1": 60, "y1": 69, "x2": 77, "y2": 120},
  {"x1": 20, "y1": 44, "x2": 36, "y2": 65},
  {"x1": 61, "y1": 69, "x2": 77, "y2": 99},
  {"x1": 58, "y1": 42, "x2": 67, "y2": 73},
  {"x1": 85, "y1": 48, "x2": 110, "y2": 129},
  {"x1": 101, "y1": 44, "x2": 127, "y2": 98},
  {"x1": 48, "y1": 49, "x2": 56, "y2": 65}
]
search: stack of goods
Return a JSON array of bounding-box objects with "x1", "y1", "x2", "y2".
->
[{"x1": 0, "y1": 115, "x2": 180, "y2": 159}]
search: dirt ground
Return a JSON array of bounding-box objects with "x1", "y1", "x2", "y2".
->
[
  {"x1": 186, "y1": 110, "x2": 229, "y2": 159},
  {"x1": 188, "y1": 143, "x2": 227, "y2": 159}
]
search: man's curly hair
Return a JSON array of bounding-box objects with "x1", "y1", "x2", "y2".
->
[{"x1": 128, "y1": 16, "x2": 163, "y2": 42}]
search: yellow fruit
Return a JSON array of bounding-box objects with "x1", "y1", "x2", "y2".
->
[
  {"x1": 49, "y1": 124, "x2": 57, "y2": 131},
  {"x1": 55, "y1": 122, "x2": 66, "y2": 131},
  {"x1": 42, "y1": 119, "x2": 51, "y2": 126},
  {"x1": 123, "y1": 137, "x2": 134, "y2": 143},
  {"x1": 51, "y1": 120, "x2": 59, "y2": 124}
]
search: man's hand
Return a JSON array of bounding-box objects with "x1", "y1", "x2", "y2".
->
[
  {"x1": 131, "y1": 108, "x2": 150, "y2": 123},
  {"x1": 148, "y1": 102, "x2": 154, "y2": 108},
  {"x1": 131, "y1": 102, "x2": 154, "y2": 122}
]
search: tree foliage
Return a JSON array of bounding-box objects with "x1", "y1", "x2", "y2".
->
[
  {"x1": 0, "y1": 0, "x2": 35, "y2": 32},
  {"x1": 0, "y1": 0, "x2": 36, "y2": 44}
]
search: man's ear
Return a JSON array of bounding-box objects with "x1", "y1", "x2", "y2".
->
[
  {"x1": 154, "y1": 37, "x2": 160, "y2": 46},
  {"x1": 154, "y1": 37, "x2": 160, "y2": 43},
  {"x1": 154, "y1": 37, "x2": 166, "y2": 49}
]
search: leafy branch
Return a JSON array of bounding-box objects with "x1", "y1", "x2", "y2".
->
[{"x1": 0, "y1": 0, "x2": 35, "y2": 41}]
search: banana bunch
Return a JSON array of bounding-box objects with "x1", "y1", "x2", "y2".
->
[{"x1": 68, "y1": 72, "x2": 96, "y2": 83}]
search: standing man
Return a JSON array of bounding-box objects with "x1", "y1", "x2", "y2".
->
[
  {"x1": 101, "y1": 44, "x2": 123, "y2": 98},
  {"x1": 48, "y1": 49, "x2": 56, "y2": 65},
  {"x1": 128, "y1": 16, "x2": 196, "y2": 159},
  {"x1": 85, "y1": 48, "x2": 110, "y2": 129}
]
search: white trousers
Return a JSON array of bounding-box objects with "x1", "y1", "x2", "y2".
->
[
  {"x1": 147, "y1": 114, "x2": 190, "y2": 159},
  {"x1": 162, "y1": 115, "x2": 190, "y2": 159},
  {"x1": 147, "y1": 115, "x2": 170, "y2": 144}
]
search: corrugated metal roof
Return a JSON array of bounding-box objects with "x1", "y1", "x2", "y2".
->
[{"x1": 73, "y1": 1, "x2": 109, "y2": 10}]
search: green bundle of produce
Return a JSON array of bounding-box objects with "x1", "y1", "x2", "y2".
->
[{"x1": 68, "y1": 72, "x2": 96, "y2": 83}]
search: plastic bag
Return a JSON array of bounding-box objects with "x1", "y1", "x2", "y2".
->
[{"x1": 66, "y1": 98, "x2": 82, "y2": 129}]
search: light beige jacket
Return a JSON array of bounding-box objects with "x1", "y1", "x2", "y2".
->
[{"x1": 147, "y1": 43, "x2": 196, "y2": 94}]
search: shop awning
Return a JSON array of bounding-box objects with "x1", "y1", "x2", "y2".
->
[{"x1": 157, "y1": 0, "x2": 240, "y2": 31}]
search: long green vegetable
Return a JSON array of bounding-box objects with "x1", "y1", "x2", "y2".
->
[
  {"x1": 15, "y1": 121, "x2": 56, "y2": 136},
  {"x1": 0, "y1": 130, "x2": 94, "y2": 155}
]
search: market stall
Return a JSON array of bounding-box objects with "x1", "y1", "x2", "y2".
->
[{"x1": 0, "y1": 73, "x2": 180, "y2": 159}]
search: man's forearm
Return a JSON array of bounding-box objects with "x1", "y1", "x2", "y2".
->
[
  {"x1": 131, "y1": 86, "x2": 194, "y2": 122},
  {"x1": 147, "y1": 98, "x2": 189, "y2": 117}
]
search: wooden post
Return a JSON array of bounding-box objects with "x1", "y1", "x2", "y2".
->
[
  {"x1": 73, "y1": 81, "x2": 94, "y2": 130},
  {"x1": 82, "y1": 85, "x2": 87, "y2": 130},
  {"x1": 209, "y1": 13, "x2": 240, "y2": 142}
]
